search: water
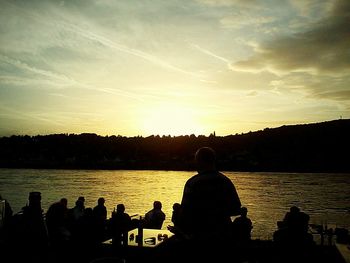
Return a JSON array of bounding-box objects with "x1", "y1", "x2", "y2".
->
[{"x1": 0, "y1": 169, "x2": 349, "y2": 240}]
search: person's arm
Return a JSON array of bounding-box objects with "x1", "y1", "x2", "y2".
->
[{"x1": 228, "y1": 180, "x2": 241, "y2": 216}]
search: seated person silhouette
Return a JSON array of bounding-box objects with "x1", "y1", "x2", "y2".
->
[
  {"x1": 157, "y1": 147, "x2": 242, "y2": 263},
  {"x1": 171, "y1": 203, "x2": 184, "y2": 229},
  {"x1": 109, "y1": 204, "x2": 132, "y2": 246},
  {"x1": 273, "y1": 206, "x2": 314, "y2": 247},
  {"x1": 143, "y1": 201, "x2": 166, "y2": 229},
  {"x1": 232, "y1": 206, "x2": 253, "y2": 244}
]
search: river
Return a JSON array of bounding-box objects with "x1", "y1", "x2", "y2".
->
[{"x1": 0, "y1": 169, "x2": 349, "y2": 240}]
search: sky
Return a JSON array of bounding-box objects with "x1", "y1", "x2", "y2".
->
[{"x1": 0, "y1": 0, "x2": 349, "y2": 137}]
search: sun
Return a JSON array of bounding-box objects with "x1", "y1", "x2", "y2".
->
[{"x1": 141, "y1": 103, "x2": 205, "y2": 136}]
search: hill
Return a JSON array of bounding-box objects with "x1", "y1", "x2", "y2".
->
[{"x1": 0, "y1": 119, "x2": 349, "y2": 172}]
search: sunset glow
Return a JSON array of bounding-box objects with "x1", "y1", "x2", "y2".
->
[
  {"x1": 0, "y1": 0, "x2": 349, "y2": 136},
  {"x1": 141, "y1": 103, "x2": 205, "y2": 136}
]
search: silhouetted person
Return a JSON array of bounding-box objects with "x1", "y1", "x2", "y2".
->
[
  {"x1": 171, "y1": 202, "x2": 183, "y2": 229},
  {"x1": 46, "y1": 200, "x2": 72, "y2": 263},
  {"x1": 0, "y1": 195, "x2": 13, "y2": 242},
  {"x1": 232, "y1": 206, "x2": 253, "y2": 244},
  {"x1": 93, "y1": 197, "x2": 107, "y2": 242},
  {"x1": 68, "y1": 196, "x2": 86, "y2": 243},
  {"x1": 12, "y1": 192, "x2": 49, "y2": 262},
  {"x1": 180, "y1": 147, "x2": 241, "y2": 238},
  {"x1": 273, "y1": 206, "x2": 315, "y2": 262},
  {"x1": 109, "y1": 204, "x2": 132, "y2": 247},
  {"x1": 46, "y1": 200, "x2": 71, "y2": 245},
  {"x1": 74, "y1": 207, "x2": 98, "y2": 262},
  {"x1": 60, "y1": 197, "x2": 70, "y2": 225},
  {"x1": 143, "y1": 201, "x2": 166, "y2": 229},
  {"x1": 283, "y1": 205, "x2": 309, "y2": 233},
  {"x1": 70, "y1": 196, "x2": 85, "y2": 221},
  {"x1": 159, "y1": 147, "x2": 242, "y2": 263}
]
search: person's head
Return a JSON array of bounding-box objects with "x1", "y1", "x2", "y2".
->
[
  {"x1": 28, "y1": 192, "x2": 41, "y2": 207},
  {"x1": 75, "y1": 197, "x2": 84, "y2": 208},
  {"x1": 290, "y1": 206, "x2": 300, "y2": 213},
  {"x1": 240, "y1": 207, "x2": 248, "y2": 217},
  {"x1": 195, "y1": 147, "x2": 216, "y2": 172},
  {"x1": 153, "y1": 201, "x2": 162, "y2": 210},
  {"x1": 116, "y1": 203, "x2": 125, "y2": 213},
  {"x1": 98, "y1": 197, "x2": 105, "y2": 206},
  {"x1": 173, "y1": 202, "x2": 181, "y2": 211}
]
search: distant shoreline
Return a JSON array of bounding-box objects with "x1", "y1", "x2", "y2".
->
[
  {"x1": 1, "y1": 119, "x2": 350, "y2": 173},
  {"x1": 0, "y1": 166, "x2": 349, "y2": 174}
]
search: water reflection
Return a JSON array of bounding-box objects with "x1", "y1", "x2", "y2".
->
[{"x1": 0, "y1": 169, "x2": 349, "y2": 240}]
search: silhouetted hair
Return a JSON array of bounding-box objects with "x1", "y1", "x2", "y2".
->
[
  {"x1": 195, "y1": 147, "x2": 216, "y2": 164},
  {"x1": 29, "y1": 191, "x2": 41, "y2": 201},
  {"x1": 153, "y1": 201, "x2": 162, "y2": 209},
  {"x1": 98, "y1": 197, "x2": 105, "y2": 205},
  {"x1": 116, "y1": 204, "x2": 125, "y2": 212},
  {"x1": 173, "y1": 203, "x2": 181, "y2": 210},
  {"x1": 240, "y1": 207, "x2": 248, "y2": 216},
  {"x1": 290, "y1": 206, "x2": 300, "y2": 213}
]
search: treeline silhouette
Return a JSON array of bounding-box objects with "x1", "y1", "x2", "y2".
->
[{"x1": 0, "y1": 119, "x2": 349, "y2": 172}]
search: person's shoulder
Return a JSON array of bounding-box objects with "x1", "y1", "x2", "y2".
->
[
  {"x1": 217, "y1": 171, "x2": 229, "y2": 179},
  {"x1": 216, "y1": 172, "x2": 234, "y2": 184},
  {"x1": 145, "y1": 209, "x2": 153, "y2": 217},
  {"x1": 124, "y1": 213, "x2": 131, "y2": 219},
  {"x1": 185, "y1": 173, "x2": 201, "y2": 185}
]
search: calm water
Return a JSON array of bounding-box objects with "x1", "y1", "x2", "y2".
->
[{"x1": 0, "y1": 169, "x2": 349, "y2": 240}]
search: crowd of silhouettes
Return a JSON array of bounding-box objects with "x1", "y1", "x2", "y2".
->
[
  {"x1": 3, "y1": 146, "x2": 347, "y2": 263},
  {"x1": 1, "y1": 192, "x2": 181, "y2": 262},
  {"x1": 0, "y1": 190, "x2": 334, "y2": 263}
]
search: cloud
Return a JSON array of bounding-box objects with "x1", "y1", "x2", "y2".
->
[
  {"x1": 231, "y1": 0, "x2": 350, "y2": 76},
  {"x1": 195, "y1": 0, "x2": 257, "y2": 7},
  {"x1": 290, "y1": 0, "x2": 333, "y2": 17},
  {"x1": 0, "y1": 54, "x2": 75, "y2": 85},
  {"x1": 313, "y1": 90, "x2": 350, "y2": 101},
  {"x1": 190, "y1": 43, "x2": 230, "y2": 63},
  {"x1": 0, "y1": 104, "x2": 66, "y2": 127},
  {"x1": 267, "y1": 71, "x2": 350, "y2": 101},
  {"x1": 0, "y1": 54, "x2": 146, "y2": 100},
  {"x1": 220, "y1": 12, "x2": 275, "y2": 29},
  {"x1": 1, "y1": 1, "x2": 203, "y2": 79}
]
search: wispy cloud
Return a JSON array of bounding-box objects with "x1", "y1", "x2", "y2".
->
[
  {"x1": 0, "y1": 54, "x2": 74, "y2": 85},
  {"x1": 2, "y1": 1, "x2": 205, "y2": 83},
  {"x1": 195, "y1": 0, "x2": 257, "y2": 7},
  {"x1": 0, "y1": 54, "x2": 145, "y2": 100},
  {"x1": 190, "y1": 43, "x2": 230, "y2": 63},
  {"x1": 0, "y1": 104, "x2": 66, "y2": 127}
]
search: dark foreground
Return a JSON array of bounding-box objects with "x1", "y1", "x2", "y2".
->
[{"x1": 2, "y1": 238, "x2": 347, "y2": 263}]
